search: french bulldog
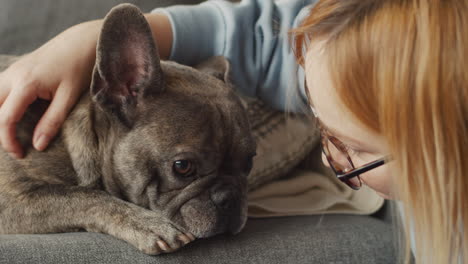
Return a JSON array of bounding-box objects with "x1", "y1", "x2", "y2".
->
[{"x1": 0, "y1": 4, "x2": 256, "y2": 255}]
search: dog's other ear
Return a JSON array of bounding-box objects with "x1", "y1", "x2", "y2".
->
[
  {"x1": 90, "y1": 3, "x2": 163, "y2": 127},
  {"x1": 195, "y1": 56, "x2": 232, "y2": 85}
]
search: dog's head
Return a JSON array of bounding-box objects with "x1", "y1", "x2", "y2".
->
[{"x1": 90, "y1": 4, "x2": 256, "y2": 238}]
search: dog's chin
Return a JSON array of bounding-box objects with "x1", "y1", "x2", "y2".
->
[{"x1": 179, "y1": 199, "x2": 248, "y2": 238}]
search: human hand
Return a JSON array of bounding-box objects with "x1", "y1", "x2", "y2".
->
[{"x1": 0, "y1": 21, "x2": 101, "y2": 158}]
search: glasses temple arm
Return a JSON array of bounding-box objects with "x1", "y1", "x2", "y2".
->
[{"x1": 338, "y1": 156, "x2": 392, "y2": 180}]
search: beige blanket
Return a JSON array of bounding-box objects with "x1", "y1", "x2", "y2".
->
[
  {"x1": 247, "y1": 168, "x2": 384, "y2": 218},
  {"x1": 246, "y1": 141, "x2": 384, "y2": 218}
]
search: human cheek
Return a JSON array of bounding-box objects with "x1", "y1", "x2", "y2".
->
[{"x1": 359, "y1": 166, "x2": 395, "y2": 199}]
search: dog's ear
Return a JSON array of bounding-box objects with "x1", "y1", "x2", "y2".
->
[
  {"x1": 195, "y1": 56, "x2": 232, "y2": 85},
  {"x1": 90, "y1": 4, "x2": 163, "y2": 127}
]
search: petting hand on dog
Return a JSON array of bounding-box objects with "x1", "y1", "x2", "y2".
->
[{"x1": 0, "y1": 13, "x2": 172, "y2": 159}]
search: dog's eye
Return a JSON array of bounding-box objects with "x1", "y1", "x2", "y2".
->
[{"x1": 173, "y1": 160, "x2": 195, "y2": 177}]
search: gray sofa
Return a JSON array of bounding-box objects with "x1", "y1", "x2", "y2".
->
[{"x1": 0, "y1": 1, "x2": 398, "y2": 263}]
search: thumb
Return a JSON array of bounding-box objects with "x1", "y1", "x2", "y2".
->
[{"x1": 33, "y1": 82, "x2": 81, "y2": 151}]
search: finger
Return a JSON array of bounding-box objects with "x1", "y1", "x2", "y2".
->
[
  {"x1": 0, "y1": 88, "x2": 8, "y2": 106},
  {"x1": 33, "y1": 82, "x2": 81, "y2": 151},
  {"x1": 0, "y1": 86, "x2": 37, "y2": 158},
  {"x1": 0, "y1": 73, "x2": 12, "y2": 107}
]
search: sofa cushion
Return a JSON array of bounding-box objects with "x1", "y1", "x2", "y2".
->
[{"x1": 0, "y1": 214, "x2": 397, "y2": 264}]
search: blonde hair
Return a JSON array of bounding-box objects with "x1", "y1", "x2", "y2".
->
[{"x1": 291, "y1": 0, "x2": 468, "y2": 263}]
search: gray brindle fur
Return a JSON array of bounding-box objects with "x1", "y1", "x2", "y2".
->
[{"x1": 0, "y1": 4, "x2": 256, "y2": 255}]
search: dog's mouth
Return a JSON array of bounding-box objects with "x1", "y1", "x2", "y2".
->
[
  {"x1": 179, "y1": 195, "x2": 248, "y2": 238},
  {"x1": 225, "y1": 210, "x2": 248, "y2": 235}
]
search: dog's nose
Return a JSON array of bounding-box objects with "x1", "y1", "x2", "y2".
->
[
  {"x1": 210, "y1": 183, "x2": 247, "y2": 235},
  {"x1": 210, "y1": 185, "x2": 234, "y2": 210}
]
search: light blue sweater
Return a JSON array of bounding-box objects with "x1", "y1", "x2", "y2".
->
[{"x1": 152, "y1": 0, "x2": 315, "y2": 112}]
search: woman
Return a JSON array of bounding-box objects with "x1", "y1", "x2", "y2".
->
[
  {"x1": 293, "y1": 0, "x2": 467, "y2": 262},
  {"x1": 0, "y1": 0, "x2": 466, "y2": 262}
]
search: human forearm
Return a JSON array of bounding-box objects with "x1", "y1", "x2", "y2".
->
[
  {"x1": 145, "y1": 13, "x2": 173, "y2": 60},
  {"x1": 67, "y1": 12, "x2": 172, "y2": 61}
]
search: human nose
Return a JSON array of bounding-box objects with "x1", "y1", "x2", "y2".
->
[{"x1": 322, "y1": 152, "x2": 331, "y2": 168}]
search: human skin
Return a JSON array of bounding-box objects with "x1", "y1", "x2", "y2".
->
[
  {"x1": 0, "y1": 13, "x2": 172, "y2": 159},
  {"x1": 305, "y1": 41, "x2": 396, "y2": 200}
]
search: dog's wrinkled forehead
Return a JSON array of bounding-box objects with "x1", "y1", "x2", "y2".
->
[
  {"x1": 138, "y1": 96, "x2": 219, "y2": 148},
  {"x1": 138, "y1": 62, "x2": 252, "y2": 151}
]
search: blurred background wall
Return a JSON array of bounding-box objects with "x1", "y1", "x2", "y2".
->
[{"x1": 0, "y1": 0, "x2": 204, "y2": 54}]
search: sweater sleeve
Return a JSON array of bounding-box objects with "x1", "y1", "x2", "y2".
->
[{"x1": 152, "y1": 0, "x2": 315, "y2": 112}]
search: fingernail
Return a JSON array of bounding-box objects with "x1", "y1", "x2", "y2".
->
[
  {"x1": 34, "y1": 134, "x2": 49, "y2": 151},
  {"x1": 8, "y1": 152, "x2": 23, "y2": 159}
]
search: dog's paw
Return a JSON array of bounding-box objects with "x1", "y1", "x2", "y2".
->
[
  {"x1": 104, "y1": 208, "x2": 196, "y2": 255},
  {"x1": 130, "y1": 220, "x2": 196, "y2": 255}
]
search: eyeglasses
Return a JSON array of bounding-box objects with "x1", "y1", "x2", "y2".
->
[
  {"x1": 317, "y1": 117, "x2": 392, "y2": 190},
  {"x1": 304, "y1": 80, "x2": 392, "y2": 190}
]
